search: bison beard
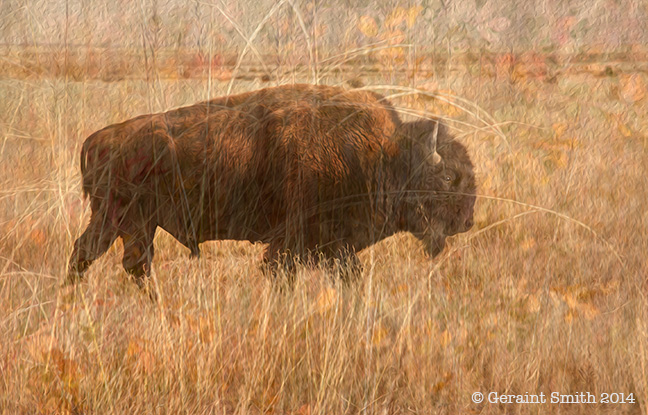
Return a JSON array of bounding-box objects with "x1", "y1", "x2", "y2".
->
[{"x1": 67, "y1": 84, "x2": 476, "y2": 294}]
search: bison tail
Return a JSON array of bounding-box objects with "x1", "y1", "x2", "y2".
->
[
  {"x1": 79, "y1": 139, "x2": 90, "y2": 197},
  {"x1": 79, "y1": 135, "x2": 95, "y2": 198}
]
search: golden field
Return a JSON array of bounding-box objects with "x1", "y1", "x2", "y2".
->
[{"x1": 1, "y1": 4, "x2": 648, "y2": 414}]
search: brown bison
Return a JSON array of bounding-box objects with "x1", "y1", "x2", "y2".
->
[{"x1": 67, "y1": 84, "x2": 475, "y2": 291}]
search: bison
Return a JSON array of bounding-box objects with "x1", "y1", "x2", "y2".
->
[{"x1": 67, "y1": 84, "x2": 475, "y2": 291}]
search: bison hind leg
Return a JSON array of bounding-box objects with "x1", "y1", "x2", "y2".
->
[{"x1": 66, "y1": 211, "x2": 118, "y2": 286}]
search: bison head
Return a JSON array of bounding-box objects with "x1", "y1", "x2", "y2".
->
[{"x1": 397, "y1": 120, "x2": 476, "y2": 257}]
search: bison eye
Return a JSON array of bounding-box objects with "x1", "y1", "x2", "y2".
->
[{"x1": 443, "y1": 170, "x2": 456, "y2": 184}]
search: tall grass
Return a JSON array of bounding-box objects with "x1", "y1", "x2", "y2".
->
[{"x1": 1, "y1": 2, "x2": 647, "y2": 414}]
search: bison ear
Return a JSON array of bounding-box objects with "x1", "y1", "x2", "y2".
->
[{"x1": 427, "y1": 121, "x2": 443, "y2": 165}]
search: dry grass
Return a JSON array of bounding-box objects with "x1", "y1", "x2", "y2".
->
[{"x1": 1, "y1": 17, "x2": 648, "y2": 415}]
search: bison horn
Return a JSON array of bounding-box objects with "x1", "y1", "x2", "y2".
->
[{"x1": 428, "y1": 121, "x2": 442, "y2": 165}]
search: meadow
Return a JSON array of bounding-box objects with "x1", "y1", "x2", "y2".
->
[{"x1": 1, "y1": 4, "x2": 648, "y2": 414}]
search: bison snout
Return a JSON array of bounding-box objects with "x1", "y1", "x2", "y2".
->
[{"x1": 445, "y1": 216, "x2": 473, "y2": 236}]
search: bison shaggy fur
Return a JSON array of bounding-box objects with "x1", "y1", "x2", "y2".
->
[{"x1": 67, "y1": 84, "x2": 476, "y2": 291}]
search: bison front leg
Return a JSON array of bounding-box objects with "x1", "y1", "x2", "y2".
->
[
  {"x1": 120, "y1": 224, "x2": 157, "y2": 299},
  {"x1": 66, "y1": 211, "x2": 118, "y2": 286},
  {"x1": 262, "y1": 241, "x2": 299, "y2": 285}
]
